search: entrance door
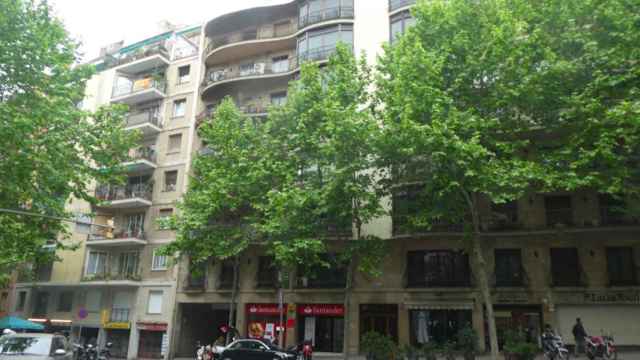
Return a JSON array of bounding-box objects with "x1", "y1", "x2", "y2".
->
[
  {"x1": 107, "y1": 329, "x2": 130, "y2": 358},
  {"x1": 138, "y1": 330, "x2": 163, "y2": 359},
  {"x1": 315, "y1": 317, "x2": 344, "y2": 353}
]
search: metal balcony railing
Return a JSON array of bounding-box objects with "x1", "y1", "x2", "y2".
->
[
  {"x1": 83, "y1": 272, "x2": 141, "y2": 282},
  {"x1": 205, "y1": 23, "x2": 297, "y2": 55},
  {"x1": 202, "y1": 57, "x2": 298, "y2": 89},
  {"x1": 112, "y1": 78, "x2": 166, "y2": 98},
  {"x1": 88, "y1": 225, "x2": 145, "y2": 241},
  {"x1": 111, "y1": 44, "x2": 170, "y2": 68},
  {"x1": 389, "y1": 0, "x2": 416, "y2": 12},
  {"x1": 298, "y1": 45, "x2": 343, "y2": 63},
  {"x1": 126, "y1": 110, "x2": 162, "y2": 129},
  {"x1": 299, "y1": 6, "x2": 354, "y2": 28},
  {"x1": 95, "y1": 183, "x2": 153, "y2": 202},
  {"x1": 110, "y1": 308, "x2": 130, "y2": 322},
  {"x1": 129, "y1": 146, "x2": 157, "y2": 163}
]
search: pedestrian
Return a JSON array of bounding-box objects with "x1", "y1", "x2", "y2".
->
[{"x1": 572, "y1": 317, "x2": 587, "y2": 357}]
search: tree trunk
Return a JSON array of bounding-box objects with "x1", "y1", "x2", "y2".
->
[
  {"x1": 227, "y1": 255, "x2": 240, "y2": 345},
  {"x1": 462, "y1": 191, "x2": 499, "y2": 360},
  {"x1": 343, "y1": 259, "x2": 357, "y2": 360}
]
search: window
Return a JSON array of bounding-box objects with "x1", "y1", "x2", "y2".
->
[
  {"x1": 219, "y1": 260, "x2": 235, "y2": 289},
  {"x1": 147, "y1": 291, "x2": 163, "y2": 314},
  {"x1": 274, "y1": 20, "x2": 292, "y2": 37},
  {"x1": 390, "y1": 11, "x2": 415, "y2": 43},
  {"x1": 57, "y1": 292, "x2": 73, "y2": 312},
  {"x1": 270, "y1": 92, "x2": 287, "y2": 106},
  {"x1": 550, "y1": 248, "x2": 582, "y2": 286},
  {"x1": 298, "y1": 25, "x2": 353, "y2": 62},
  {"x1": 118, "y1": 252, "x2": 139, "y2": 277},
  {"x1": 124, "y1": 213, "x2": 144, "y2": 238},
  {"x1": 152, "y1": 250, "x2": 168, "y2": 271},
  {"x1": 299, "y1": 254, "x2": 347, "y2": 288},
  {"x1": 168, "y1": 133, "x2": 182, "y2": 153},
  {"x1": 187, "y1": 259, "x2": 206, "y2": 289},
  {"x1": 164, "y1": 170, "x2": 178, "y2": 192},
  {"x1": 494, "y1": 249, "x2": 524, "y2": 287},
  {"x1": 392, "y1": 185, "x2": 463, "y2": 235},
  {"x1": 158, "y1": 208, "x2": 173, "y2": 230},
  {"x1": 86, "y1": 251, "x2": 107, "y2": 275},
  {"x1": 545, "y1": 195, "x2": 573, "y2": 227},
  {"x1": 33, "y1": 292, "x2": 49, "y2": 317},
  {"x1": 599, "y1": 194, "x2": 627, "y2": 225},
  {"x1": 173, "y1": 99, "x2": 186, "y2": 117},
  {"x1": 298, "y1": 0, "x2": 353, "y2": 27},
  {"x1": 272, "y1": 55, "x2": 290, "y2": 73},
  {"x1": 490, "y1": 201, "x2": 519, "y2": 230},
  {"x1": 407, "y1": 250, "x2": 471, "y2": 287},
  {"x1": 410, "y1": 310, "x2": 472, "y2": 346},
  {"x1": 607, "y1": 247, "x2": 637, "y2": 286},
  {"x1": 177, "y1": 65, "x2": 190, "y2": 84},
  {"x1": 360, "y1": 304, "x2": 398, "y2": 343},
  {"x1": 257, "y1": 256, "x2": 277, "y2": 287},
  {"x1": 16, "y1": 291, "x2": 26, "y2": 311},
  {"x1": 86, "y1": 290, "x2": 101, "y2": 312}
]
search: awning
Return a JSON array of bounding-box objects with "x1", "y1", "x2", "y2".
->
[{"x1": 405, "y1": 302, "x2": 473, "y2": 310}]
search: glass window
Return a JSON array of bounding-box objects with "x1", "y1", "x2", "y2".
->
[
  {"x1": 607, "y1": 247, "x2": 637, "y2": 286},
  {"x1": 272, "y1": 55, "x2": 290, "y2": 73},
  {"x1": 178, "y1": 65, "x2": 190, "y2": 84},
  {"x1": 147, "y1": 291, "x2": 163, "y2": 314},
  {"x1": 409, "y1": 310, "x2": 472, "y2": 346},
  {"x1": 164, "y1": 170, "x2": 178, "y2": 192},
  {"x1": 219, "y1": 260, "x2": 235, "y2": 289},
  {"x1": 494, "y1": 249, "x2": 523, "y2": 286},
  {"x1": 545, "y1": 195, "x2": 573, "y2": 226},
  {"x1": 57, "y1": 291, "x2": 73, "y2": 312},
  {"x1": 407, "y1": 250, "x2": 471, "y2": 287},
  {"x1": 168, "y1": 133, "x2": 182, "y2": 152},
  {"x1": 550, "y1": 248, "x2": 581, "y2": 286},
  {"x1": 86, "y1": 252, "x2": 107, "y2": 275},
  {"x1": 118, "y1": 252, "x2": 139, "y2": 276},
  {"x1": 257, "y1": 256, "x2": 277, "y2": 287},
  {"x1": 390, "y1": 11, "x2": 415, "y2": 43},
  {"x1": 173, "y1": 99, "x2": 186, "y2": 117},
  {"x1": 270, "y1": 92, "x2": 287, "y2": 106},
  {"x1": 152, "y1": 250, "x2": 168, "y2": 271},
  {"x1": 124, "y1": 213, "x2": 145, "y2": 238}
]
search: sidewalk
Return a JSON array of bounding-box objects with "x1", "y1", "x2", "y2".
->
[{"x1": 311, "y1": 352, "x2": 640, "y2": 359}]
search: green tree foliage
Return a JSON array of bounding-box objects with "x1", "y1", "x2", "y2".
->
[
  {"x1": 0, "y1": 0, "x2": 137, "y2": 283},
  {"x1": 376, "y1": 0, "x2": 640, "y2": 358}
]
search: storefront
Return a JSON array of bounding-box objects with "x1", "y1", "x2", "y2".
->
[
  {"x1": 245, "y1": 303, "x2": 287, "y2": 344},
  {"x1": 297, "y1": 304, "x2": 344, "y2": 353},
  {"x1": 407, "y1": 303, "x2": 473, "y2": 347},
  {"x1": 359, "y1": 304, "x2": 398, "y2": 343},
  {"x1": 492, "y1": 305, "x2": 542, "y2": 349},
  {"x1": 137, "y1": 322, "x2": 168, "y2": 359}
]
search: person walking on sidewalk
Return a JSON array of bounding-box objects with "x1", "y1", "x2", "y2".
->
[{"x1": 572, "y1": 318, "x2": 587, "y2": 357}]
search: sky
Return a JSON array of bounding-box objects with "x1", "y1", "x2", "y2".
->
[{"x1": 50, "y1": 0, "x2": 290, "y2": 61}]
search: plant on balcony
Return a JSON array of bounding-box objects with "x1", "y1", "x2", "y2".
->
[
  {"x1": 376, "y1": 0, "x2": 640, "y2": 358},
  {"x1": 0, "y1": 0, "x2": 137, "y2": 284}
]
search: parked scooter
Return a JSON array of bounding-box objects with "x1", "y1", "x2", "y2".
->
[
  {"x1": 287, "y1": 341, "x2": 313, "y2": 360},
  {"x1": 542, "y1": 333, "x2": 570, "y2": 360},
  {"x1": 586, "y1": 333, "x2": 617, "y2": 360}
]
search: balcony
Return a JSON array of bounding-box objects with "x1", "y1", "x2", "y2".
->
[
  {"x1": 111, "y1": 44, "x2": 170, "y2": 75},
  {"x1": 122, "y1": 146, "x2": 157, "y2": 173},
  {"x1": 299, "y1": 6, "x2": 354, "y2": 29},
  {"x1": 111, "y1": 78, "x2": 166, "y2": 105},
  {"x1": 201, "y1": 58, "x2": 297, "y2": 98},
  {"x1": 298, "y1": 45, "x2": 341, "y2": 64},
  {"x1": 87, "y1": 224, "x2": 147, "y2": 247},
  {"x1": 125, "y1": 110, "x2": 162, "y2": 136},
  {"x1": 82, "y1": 272, "x2": 141, "y2": 283},
  {"x1": 95, "y1": 183, "x2": 153, "y2": 209},
  {"x1": 389, "y1": 0, "x2": 416, "y2": 12}
]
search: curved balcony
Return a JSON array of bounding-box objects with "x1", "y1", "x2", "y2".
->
[
  {"x1": 201, "y1": 58, "x2": 298, "y2": 99},
  {"x1": 389, "y1": 0, "x2": 416, "y2": 14},
  {"x1": 298, "y1": 6, "x2": 354, "y2": 31}
]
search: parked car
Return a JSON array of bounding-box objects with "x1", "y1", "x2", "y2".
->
[
  {"x1": 219, "y1": 339, "x2": 296, "y2": 360},
  {"x1": 0, "y1": 333, "x2": 73, "y2": 360}
]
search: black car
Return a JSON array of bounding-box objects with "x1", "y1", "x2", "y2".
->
[{"x1": 219, "y1": 339, "x2": 296, "y2": 360}]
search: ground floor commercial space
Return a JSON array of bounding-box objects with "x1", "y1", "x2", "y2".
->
[{"x1": 171, "y1": 288, "x2": 640, "y2": 356}]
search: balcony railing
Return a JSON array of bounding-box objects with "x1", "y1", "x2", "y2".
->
[
  {"x1": 88, "y1": 225, "x2": 145, "y2": 242},
  {"x1": 110, "y1": 308, "x2": 130, "y2": 322},
  {"x1": 95, "y1": 183, "x2": 153, "y2": 202},
  {"x1": 389, "y1": 0, "x2": 416, "y2": 12},
  {"x1": 110, "y1": 44, "x2": 169, "y2": 69},
  {"x1": 126, "y1": 110, "x2": 162, "y2": 129},
  {"x1": 112, "y1": 78, "x2": 166, "y2": 98},
  {"x1": 82, "y1": 271, "x2": 141, "y2": 282},
  {"x1": 299, "y1": 6, "x2": 354, "y2": 28},
  {"x1": 205, "y1": 23, "x2": 297, "y2": 55},
  {"x1": 129, "y1": 146, "x2": 157, "y2": 164},
  {"x1": 202, "y1": 58, "x2": 298, "y2": 89},
  {"x1": 298, "y1": 45, "x2": 343, "y2": 63}
]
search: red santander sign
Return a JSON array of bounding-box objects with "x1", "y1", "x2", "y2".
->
[
  {"x1": 297, "y1": 304, "x2": 344, "y2": 316},
  {"x1": 246, "y1": 303, "x2": 285, "y2": 315}
]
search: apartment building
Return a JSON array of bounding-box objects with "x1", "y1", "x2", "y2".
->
[
  {"x1": 171, "y1": 0, "x2": 640, "y2": 357},
  {"x1": 11, "y1": 25, "x2": 202, "y2": 360}
]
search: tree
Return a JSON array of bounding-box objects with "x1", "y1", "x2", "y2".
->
[
  {"x1": 159, "y1": 99, "x2": 271, "y2": 341},
  {"x1": 262, "y1": 45, "x2": 387, "y2": 358},
  {"x1": 0, "y1": 0, "x2": 136, "y2": 283},
  {"x1": 376, "y1": 0, "x2": 639, "y2": 358}
]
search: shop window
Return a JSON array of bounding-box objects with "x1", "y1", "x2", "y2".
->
[
  {"x1": 57, "y1": 291, "x2": 73, "y2": 312},
  {"x1": 607, "y1": 247, "x2": 637, "y2": 286},
  {"x1": 256, "y1": 256, "x2": 277, "y2": 288},
  {"x1": 359, "y1": 304, "x2": 398, "y2": 344},
  {"x1": 147, "y1": 291, "x2": 163, "y2": 314},
  {"x1": 173, "y1": 99, "x2": 186, "y2": 118},
  {"x1": 16, "y1": 291, "x2": 26, "y2": 311},
  {"x1": 299, "y1": 254, "x2": 346, "y2": 288},
  {"x1": 494, "y1": 249, "x2": 524, "y2": 287},
  {"x1": 545, "y1": 195, "x2": 573, "y2": 227},
  {"x1": 164, "y1": 170, "x2": 178, "y2": 192},
  {"x1": 407, "y1": 250, "x2": 471, "y2": 287},
  {"x1": 409, "y1": 309, "x2": 472, "y2": 346},
  {"x1": 550, "y1": 248, "x2": 582, "y2": 286},
  {"x1": 599, "y1": 194, "x2": 628, "y2": 226},
  {"x1": 168, "y1": 133, "x2": 182, "y2": 153},
  {"x1": 152, "y1": 250, "x2": 168, "y2": 271},
  {"x1": 219, "y1": 260, "x2": 235, "y2": 289},
  {"x1": 177, "y1": 65, "x2": 190, "y2": 84}
]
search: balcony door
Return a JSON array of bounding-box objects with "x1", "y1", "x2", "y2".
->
[
  {"x1": 118, "y1": 252, "x2": 140, "y2": 278},
  {"x1": 125, "y1": 213, "x2": 145, "y2": 238}
]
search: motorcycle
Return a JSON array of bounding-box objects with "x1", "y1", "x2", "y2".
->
[
  {"x1": 542, "y1": 333, "x2": 570, "y2": 360},
  {"x1": 586, "y1": 334, "x2": 617, "y2": 360},
  {"x1": 287, "y1": 341, "x2": 313, "y2": 360}
]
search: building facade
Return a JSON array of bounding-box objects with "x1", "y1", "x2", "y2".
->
[{"x1": 11, "y1": 25, "x2": 203, "y2": 360}]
